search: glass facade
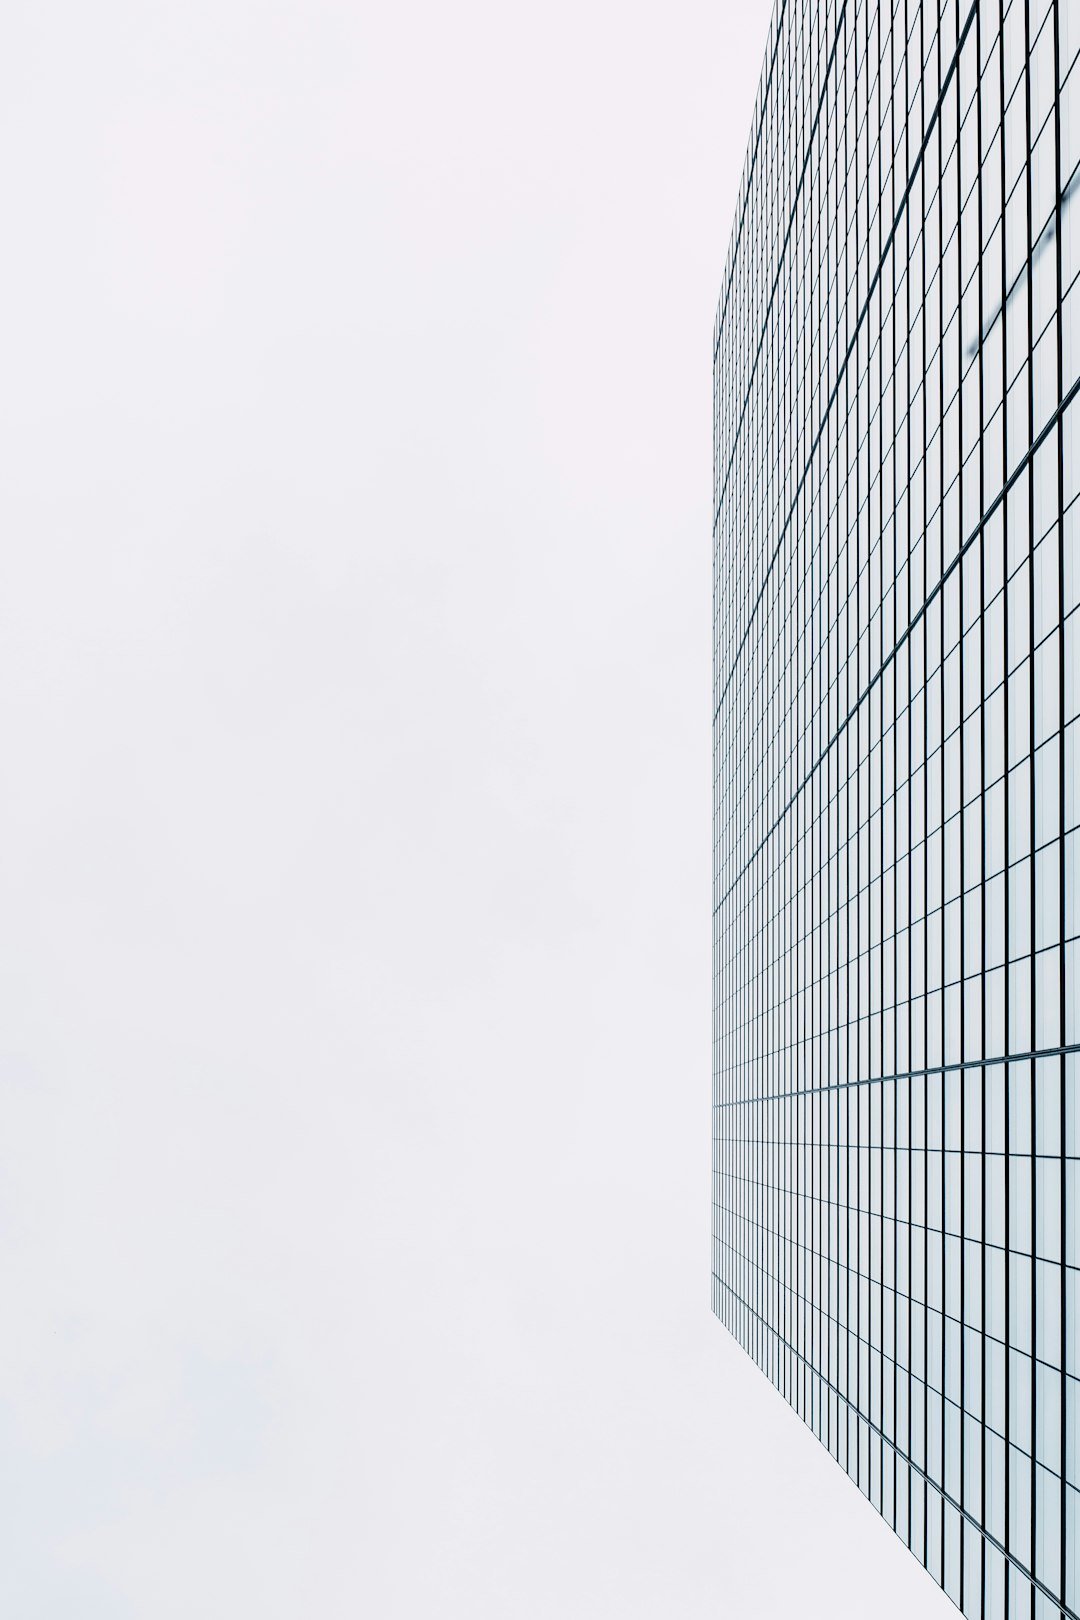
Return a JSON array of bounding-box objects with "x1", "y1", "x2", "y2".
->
[{"x1": 711, "y1": 1, "x2": 1079, "y2": 1615}]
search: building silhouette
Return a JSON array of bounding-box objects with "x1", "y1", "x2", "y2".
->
[{"x1": 712, "y1": 1, "x2": 1079, "y2": 1615}]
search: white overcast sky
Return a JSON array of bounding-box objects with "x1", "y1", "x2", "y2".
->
[{"x1": 0, "y1": 2, "x2": 957, "y2": 1616}]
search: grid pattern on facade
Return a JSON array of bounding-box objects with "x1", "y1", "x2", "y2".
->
[{"x1": 711, "y1": 1, "x2": 1080, "y2": 1616}]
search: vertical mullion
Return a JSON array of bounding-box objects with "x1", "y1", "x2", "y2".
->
[
  {"x1": 904, "y1": 0, "x2": 915, "y2": 1550},
  {"x1": 1052, "y1": 3, "x2": 1069, "y2": 1616},
  {"x1": 936, "y1": 10, "x2": 948, "y2": 1581},
  {"x1": 920, "y1": 0, "x2": 931, "y2": 1563},
  {"x1": 1023, "y1": 2, "x2": 1037, "y2": 1614},
  {"x1": 957, "y1": 2, "x2": 970, "y2": 1605},
  {"x1": 977, "y1": 4, "x2": 991, "y2": 1612},
  {"x1": 999, "y1": 0, "x2": 1016, "y2": 1602}
]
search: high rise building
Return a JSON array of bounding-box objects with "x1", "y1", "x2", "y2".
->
[{"x1": 711, "y1": 3, "x2": 1079, "y2": 1616}]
